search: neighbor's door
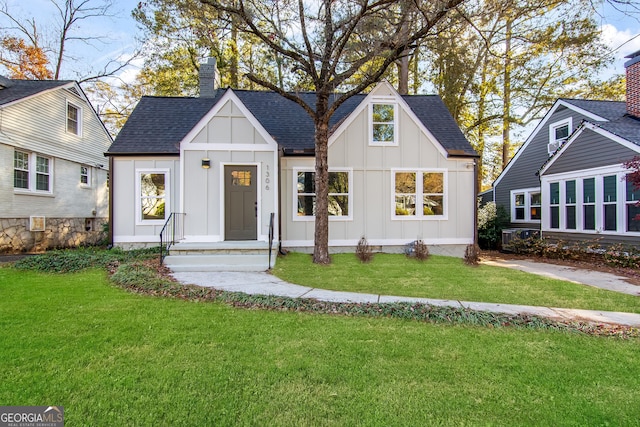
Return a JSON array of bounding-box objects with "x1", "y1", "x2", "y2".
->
[{"x1": 224, "y1": 165, "x2": 257, "y2": 240}]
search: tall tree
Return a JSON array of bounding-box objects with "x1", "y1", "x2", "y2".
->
[
  {"x1": 197, "y1": 0, "x2": 464, "y2": 264},
  {"x1": 0, "y1": 35, "x2": 53, "y2": 79}
]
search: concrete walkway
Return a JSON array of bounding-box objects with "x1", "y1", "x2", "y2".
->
[{"x1": 171, "y1": 258, "x2": 640, "y2": 327}]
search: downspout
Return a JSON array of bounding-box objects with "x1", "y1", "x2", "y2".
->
[
  {"x1": 108, "y1": 155, "x2": 114, "y2": 247},
  {"x1": 474, "y1": 158, "x2": 478, "y2": 246}
]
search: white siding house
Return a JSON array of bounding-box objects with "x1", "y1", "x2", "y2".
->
[
  {"x1": 0, "y1": 77, "x2": 112, "y2": 252},
  {"x1": 107, "y1": 63, "x2": 477, "y2": 271}
]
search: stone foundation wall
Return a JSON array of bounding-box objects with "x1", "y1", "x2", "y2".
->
[{"x1": 0, "y1": 217, "x2": 108, "y2": 253}]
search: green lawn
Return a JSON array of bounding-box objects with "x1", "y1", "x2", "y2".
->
[
  {"x1": 1, "y1": 266, "x2": 640, "y2": 425},
  {"x1": 272, "y1": 252, "x2": 640, "y2": 313}
]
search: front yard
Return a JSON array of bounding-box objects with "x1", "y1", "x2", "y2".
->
[
  {"x1": 1, "y1": 251, "x2": 640, "y2": 425},
  {"x1": 272, "y1": 252, "x2": 640, "y2": 314}
]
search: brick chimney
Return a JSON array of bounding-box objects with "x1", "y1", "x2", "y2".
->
[
  {"x1": 199, "y1": 57, "x2": 220, "y2": 98},
  {"x1": 624, "y1": 50, "x2": 640, "y2": 118}
]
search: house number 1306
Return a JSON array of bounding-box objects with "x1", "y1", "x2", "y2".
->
[{"x1": 265, "y1": 165, "x2": 270, "y2": 190}]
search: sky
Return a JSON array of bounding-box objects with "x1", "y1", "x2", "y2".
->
[{"x1": 1, "y1": 0, "x2": 640, "y2": 84}]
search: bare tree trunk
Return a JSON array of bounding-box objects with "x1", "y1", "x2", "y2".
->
[
  {"x1": 229, "y1": 13, "x2": 239, "y2": 88},
  {"x1": 501, "y1": 18, "x2": 512, "y2": 169},
  {"x1": 313, "y1": 95, "x2": 331, "y2": 264},
  {"x1": 397, "y1": 55, "x2": 409, "y2": 95}
]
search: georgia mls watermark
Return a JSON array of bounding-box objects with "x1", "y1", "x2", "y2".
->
[{"x1": 0, "y1": 406, "x2": 64, "y2": 427}]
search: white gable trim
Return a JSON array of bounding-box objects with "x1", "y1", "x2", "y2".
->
[
  {"x1": 179, "y1": 88, "x2": 279, "y2": 151},
  {"x1": 493, "y1": 99, "x2": 610, "y2": 188},
  {"x1": 328, "y1": 81, "x2": 450, "y2": 159},
  {"x1": 539, "y1": 121, "x2": 640, "y2": 176}
]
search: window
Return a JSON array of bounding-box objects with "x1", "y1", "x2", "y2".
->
[
  {"x1": 370, "y1": 103, "x2": 397, "y2": 145},
  {"x1": 80, "y1": 166, "x2": 90, "y2": 186},
  {"x1": 14, "y1": 151, "x2": 29, "y2": 189},
  {"x1": 583, "y1": 177, "x2": 595, "y2": 230},
  {"x1": 626, "y1": 175, "x2": 640, "y2": 232},
  {"x1": 510, "y1": 188, "x2": 541, "y2": 222},
  {"x1": 137, "y1": 171, "x2": 169, "y2": 222},
  {"x1": 394, "y1": 170, "x2": 445, "y2": 218},
  {"x1": 549, "y1": 182, "x2": 560, "y2": 229},
  {"x1": 13, "y1": 150, "x2": 52, "y2": 193},
  {"x1": 565, "y1": 180, "x2": 576, "y2": 229},
  {"x1": 548, "y1": 119, "x2": 571, "y2": 155},
  {"x1": 67, "y1": 102, "x2": 81, "y2": 135},
  {"x1": 295, "y1": 170, "x2": 350, "y2": 219},
  {"x1": 603, "y1": 175, "x2": 617, "y2": 231}
]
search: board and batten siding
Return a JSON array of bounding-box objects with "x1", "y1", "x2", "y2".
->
[
  {"x1": 280, "y1": 101, "x2": 475, "y2": 255},
  {"x1": 111, "y1": 156, "x2": 180, "y2": 246},
  {"x1": 494, "y1": 105, "x2": 594, "y2": 228},
  {"x1": 180, "y1": 98, "x2": 279, "y2": 242},
  {"x1": 543, "y1": 128, "x2": 638, "y2": 175}
]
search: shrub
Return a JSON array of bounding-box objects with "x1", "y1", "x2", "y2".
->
[
  {"x1": 477, "y1": 202, "x2": 509, "y2": 250},
  {"x1": 414, "y1": 240, "x2": 430, "y2": 261},
  {"x1": 355, "y1": 237, "x2": 374, "y2": 263}
]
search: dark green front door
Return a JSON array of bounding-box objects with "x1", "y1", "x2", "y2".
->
[{"x1": 225, "y1": 165, "x2": 257, "y2": 240}]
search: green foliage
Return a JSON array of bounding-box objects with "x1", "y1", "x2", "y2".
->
[
  {"x1": 477, "y1": 202, "x2": 509, "y2": 249},
  {"x1": 13, "y1": 247, "x2": 158, "y2": 273}
]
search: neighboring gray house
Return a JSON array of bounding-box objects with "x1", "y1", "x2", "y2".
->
[
  {"x1": 0, "y1": 77, "x2": 112, "y2": 253},
  {"x1": 489, "y1": 50, "x2": 640, "y2": 245},
  {"x1": 106, "y1": 61, "x2": 478, "y2": 271}
]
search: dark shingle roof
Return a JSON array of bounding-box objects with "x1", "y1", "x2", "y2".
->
[
  {"x1": 108, "y1": 88, "x2": 477, "y2": 157},
  {"x1": 560, "y1": 98, "x2": 626, "y2": 122},
  {"x1": 0, "y1": 78, "x2": 72, "y2": 106},
  {"x1": 596, "y1": 115, "x2": 640, "y2": 145}
]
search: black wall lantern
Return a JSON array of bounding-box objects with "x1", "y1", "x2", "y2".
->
[{"x1": 201, "y1": 158, "x2": 211, "y2": 169}]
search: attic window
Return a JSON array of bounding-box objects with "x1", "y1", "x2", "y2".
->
[
  {"x1": 370, "y1": 102, "x2": 398, "y2": 146},
  {"x1": 67, "y1": 102, "x2": 82, "y2": 136},
  {"x1": 547, "y1": 118, "x2": 571, "y2": 155}
]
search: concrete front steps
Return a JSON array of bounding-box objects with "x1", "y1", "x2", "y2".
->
[{"x1": 163, "y1": 241, "x2": 276, "y2": 272}]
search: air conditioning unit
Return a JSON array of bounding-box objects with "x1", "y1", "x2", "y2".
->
[
  {"x1": 502, "y1": 228, "x2": 540, "y2": 248},
  {"x1": 30, "y1": 216, "x2": 46, "y2": 232}
]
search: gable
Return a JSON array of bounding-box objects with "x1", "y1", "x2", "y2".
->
[
  {"x1": 493, "y1": 99, "x2": 614, "y2": 190},
  {"x1": 542, "y1": 124, "x2": 640, "y2": 176}
]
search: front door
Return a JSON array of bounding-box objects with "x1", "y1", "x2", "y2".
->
[{"x1": 225, "y1": 165, "x2": 257, "y2": 240}]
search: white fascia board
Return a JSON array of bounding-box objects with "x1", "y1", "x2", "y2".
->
[
  {"x1": 179, "y1": 88, "x2": 279, "y2": 151},
  {"x1": 327, "y1": 81, "x2": 450, "y2": 159},
  {"x1": 492, "y1": 99, "x2": 609, "y2": 188},
  {"x1": 539, "y1": 121, "x2": 640, "y2": 176}
]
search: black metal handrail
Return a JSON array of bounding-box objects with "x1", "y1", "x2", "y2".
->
[
  {"x1": 159, "y1": 212, "x2": 185, "y2": 265},
  {"x1": 268, "y1": 212, "x2": 275, "y2": 270}
]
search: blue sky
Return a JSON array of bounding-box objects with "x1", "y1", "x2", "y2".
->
[{"x1": 2, "y1": 0, "x2": 640, "y2": 83}]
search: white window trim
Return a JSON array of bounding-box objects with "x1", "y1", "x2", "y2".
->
[
  {"x1": 292, "y1": 168, "x2": 353, "y2": 222},
  {"x1": 391, "y1": 169, "x2": 448, "y2": 220},
  {"x1": 80, "y1": 165, "x2": 91, "y2": 188},
  {"x1": 14, "y1": 150, "x2": 54, "y2": 195},
  {"x1": 510, "y1": 187, "x2": 541, "y2": 223},
  {"x1": 135, "y1": 169, "x2": 170, "y2": 226},
  {"x1": 66, "y1": 100, "x2": 82, "y2": 137},
  {"x1": 369, "y1": 101, "x2": 399, "y2": 146},
  {"x1": 541, "y1": 166, "x2": 638, "y2": 235},
  {"x1": 547, "y1": 118, "x2": 572, "y2": 156}
]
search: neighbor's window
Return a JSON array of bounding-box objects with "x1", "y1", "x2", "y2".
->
[
  {"x1": 583, "y1": 177, "x2": 595, "y2": 230},
  {"x1": 67, "y1": 102, "x2": 81, "y2": 135},
  {"x1": 511, "y1": 188, "x2": 540, "y2": 222},
  {"x1": 14, "y1": 150, "x2": 52, "y2": 193},
  {"x1": 139, "y1": 172, "x2": 167, "y2": 221},
  {"x1": 14, "y1": 150, "x2": 29, "y2": 189},
  {"x1": 549, "y1": 182, "x2": 560, "y2": 229},
  {"x1": 370, "y1": 103, "x2": 397, "y2": 145},
  {"x1": 296, "y1": 170, "x2": 350, "y2": 218},
  {"x1": 626, "y1": 175, "x2": 640, "y2": 232},
  {"x1": 603, "y1": 175, "x2": 617, "y2": 231},
  {"x1": 394, "y1": 171, "x2": 445, "y2": 218},
  {"x1": 80, "y1": 166, "x2": 90, "y2": 185},
  {"x1": 548, "y1": 119, "x2": 571, "y2": 155},
  {"x1": 565, "y1": 180, "x2": 576, "y2": 229}
]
